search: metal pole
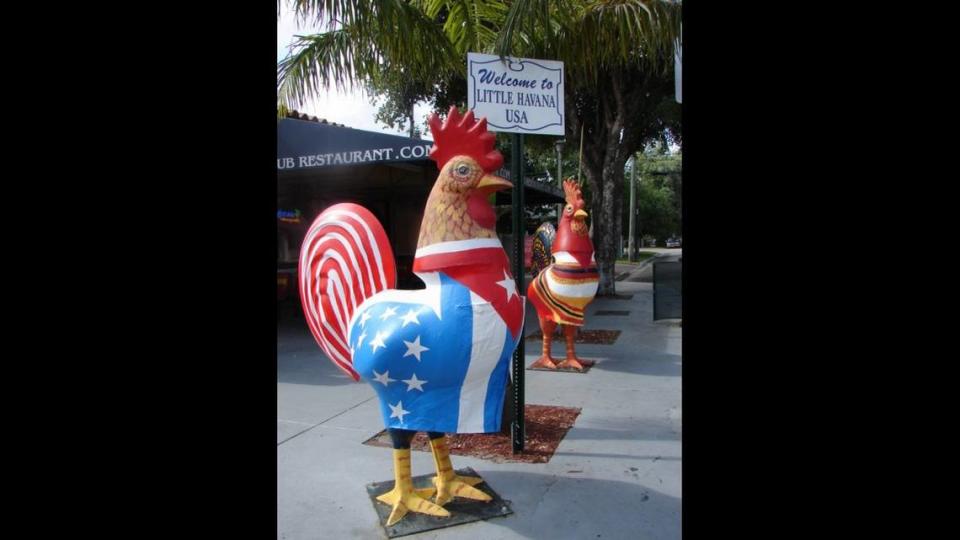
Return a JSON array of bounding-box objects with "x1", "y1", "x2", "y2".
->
[
  {"x1": 511, "y1": 133, "x2": 526, "y2": 454},
  {"x1": 555, "y1": 140, "x2": 565, "y2": 221},
  {"x1": 628, "y1": 153, "x2": 638, "y2": 262}
]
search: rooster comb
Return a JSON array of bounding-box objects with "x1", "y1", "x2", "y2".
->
[
  {"x1": 563, "y1": 178, "x2": 584, "y2": 206},
  {"x1": 428, "y1": 106, "x2": 503, "y2": 173}
]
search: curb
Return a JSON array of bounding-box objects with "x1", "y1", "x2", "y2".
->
[{"x1": 615, "y1": 252, "x2": 673, "y2": 281}]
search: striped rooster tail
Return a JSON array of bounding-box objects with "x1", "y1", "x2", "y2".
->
[
  {"x1": 298, "y1": 203, "x2": 396, "y2": 380},
  {"x1": 529, "y1": 221, "x2": 556, "y2": 278}
]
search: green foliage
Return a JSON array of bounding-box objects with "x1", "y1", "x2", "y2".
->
[
  {"x1": 364, "y1": 67, "x2": 433, "y2": 137},
  {"x1": 496, "y1": 0, "x2": 680, "y2": 87},
  {"x1": 624, "y1": 153, "x2": 681, "y2": 242},
  {"x1": 278, "y1": 1, "x2": 461, "y2": 113},
  {"x1": 633, "y1": 178, "x2": 678, "y2": 241}
]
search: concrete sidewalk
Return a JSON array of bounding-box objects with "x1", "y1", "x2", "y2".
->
[
  {"x1": 616, "y1": 248, "x2": 681, "y2": 282},
  {"x1": 278, "y1": 279, "x2": 681, "y2": 539}
]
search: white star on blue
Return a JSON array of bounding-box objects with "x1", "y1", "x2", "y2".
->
[{"x1": 349, "y1": 273, "x2": 515, "y2": 433}]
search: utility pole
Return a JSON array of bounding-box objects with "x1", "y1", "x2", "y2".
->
[
  {"x1": 628, "y1": 152, "x2": 638, "y2": 262},
  {"x1": 555, "y1": 140, "x2": 565, "y2": 220}
]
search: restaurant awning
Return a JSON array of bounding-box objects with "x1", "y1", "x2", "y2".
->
[
  {"x1": 278, "y1": 117, "x2": 434, "y2": 171},
  {"x1": 277, "y1": 116, "x2": 563, "y2": 205}
]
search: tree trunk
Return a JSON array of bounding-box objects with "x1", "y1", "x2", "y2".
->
[{"x1": 565, "y1": 67, "x2": 676, "y2": 297}]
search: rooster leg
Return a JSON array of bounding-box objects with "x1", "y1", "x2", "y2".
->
[
  {"x1": 376, "y1": 429, "x2": 448, "y2": 526},
  {"x1": 530, "y1": 319, "x2": 559, "y2": 369},
  {"x1": 427, "y1": 433, "x2": 491, "y2": 506},
  {"x1": 557, "y1": 324, "x2": 587, "y2": 371}
]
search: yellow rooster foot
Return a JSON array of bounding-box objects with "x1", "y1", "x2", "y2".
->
[
  {"x1": 375, "y1": 484, "x2": 449, "y2": 526},
  {"x1": 432, "y1": 474, "x2": 491, "y2": 506},
  {"x1": 377, "y1": 448, "x2": 450, "y2": 526},
  {"x1": 557, "y1": 357, "x2": 587, "y2": 371},
  {"x1": 530, "y1": 356, "x2": 559, "y2": 369},
  {"x1": 426, "y1": 436, "x2": 493, "y2": 507}
]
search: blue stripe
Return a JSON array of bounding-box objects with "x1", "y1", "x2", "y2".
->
[{"x1": 482, "y1": 328, "x2": 513, "y2": 432}]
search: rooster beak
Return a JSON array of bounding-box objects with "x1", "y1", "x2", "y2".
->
[
  {"x1": 475, "y1": 174, "x2": 513, "y2": 195},
  {"x1": 574, "y1": 209, "x2": 589, "y2": 219}
]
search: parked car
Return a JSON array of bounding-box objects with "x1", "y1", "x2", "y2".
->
[{"x1": 665, "y1": 237, "x2": 682, "y2": 248}]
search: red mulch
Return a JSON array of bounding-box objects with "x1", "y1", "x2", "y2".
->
[
  {"x1": 526, "y1": 329, "x2": 621, "y2": 344},
  {"x1": 362, "y1": 405, "x2": 581, "y2": 464}
]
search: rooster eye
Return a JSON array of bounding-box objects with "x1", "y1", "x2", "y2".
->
[
  {"x1": 454, "y1": 163, "x2": 471, "y2": 178},
  {"x1": 565, "y1": 205, "x2": 573, "y2": 214}
]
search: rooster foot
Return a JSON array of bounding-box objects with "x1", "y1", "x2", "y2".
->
[
  {"x1": 557, "y1": 358, "x2": 587, "y2": 371},
  {"x1": 530, "y1": 356, "x2": 559, "y2": 369},
  {"x1": 432, "y1": 474, "x2": 491, "y2": 506},
  {"x1": 376, "y1": 485, "x2": 448, "y2": 526}
]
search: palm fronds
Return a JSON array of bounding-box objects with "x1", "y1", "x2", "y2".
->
[{"x1": 278, "y1": 0, "x2": 459, "y2": 111}]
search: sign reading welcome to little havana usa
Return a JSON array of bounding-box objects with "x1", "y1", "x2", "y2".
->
[{"x1": 467, "y1": 53, "x2": 564, "y2": 136}]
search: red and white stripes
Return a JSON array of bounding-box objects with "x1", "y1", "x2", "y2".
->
[{"x1": 298, "y1": 203, "x2": 396, "y2": 380}]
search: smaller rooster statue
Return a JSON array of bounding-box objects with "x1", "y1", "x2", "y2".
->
[{"x1": 526, "y1": 179, "x2": 598, "y2": 371}]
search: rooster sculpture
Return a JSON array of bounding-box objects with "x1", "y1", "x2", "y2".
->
[
  {"x1": 527, "y1": 179, "x2": 598, "y2": 371},
  {"x1": 298, "y1": 106, "x2": 523, "y2": 526}
]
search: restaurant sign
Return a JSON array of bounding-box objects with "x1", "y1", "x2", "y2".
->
[
  {"x1": 278, "y1": 117, "x2": 435, "y2": 171},
  {"x1": 276, "y1": 143, "x2": 434, "y2": 170}
]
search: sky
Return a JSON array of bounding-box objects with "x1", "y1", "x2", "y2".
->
[{"x1": 276, "y1": 5, "x2": 432, "y2": 137}]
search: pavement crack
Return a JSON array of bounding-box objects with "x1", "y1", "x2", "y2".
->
[
  {"x1": 277, "y1": 396, "x2": 376, "y2": 446},
  {"x1": 530, "y1": 476, "x2": 562, "y2": 516}
]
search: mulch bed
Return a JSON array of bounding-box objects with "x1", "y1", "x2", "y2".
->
[
  {"x1": 362, "y1": 404, "x2": 581, "y2": 464},
  {"x1": 525, "y1": 329, "x2": 621, "y2": 345}
]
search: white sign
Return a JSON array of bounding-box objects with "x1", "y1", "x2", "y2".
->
[{"x1": 467, "y1": 52, "x2": 564, "y2": 136}]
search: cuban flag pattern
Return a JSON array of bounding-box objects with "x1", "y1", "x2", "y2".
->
[{"x1": 349, "y1": 239, "x2": 524, "y2": 434}]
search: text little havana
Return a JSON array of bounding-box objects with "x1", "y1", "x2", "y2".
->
[
  {"x1": 474, "y1": 90, "x2": 557, "y2": 108},
  {"x1": 277, "y1": 144, "x2": 433, "y2": 170}
]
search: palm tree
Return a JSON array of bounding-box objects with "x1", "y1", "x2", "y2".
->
[{"x1": 278, "y1": 0, "x2": 681, "y2": 295}]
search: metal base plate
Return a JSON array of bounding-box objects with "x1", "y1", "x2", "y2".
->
[
  {"x1": 365, "y1": 467, "x2": 513, "y2": 538},
  {"x1": 527, "y1": 359, "x2": 596, "y2": 373}
]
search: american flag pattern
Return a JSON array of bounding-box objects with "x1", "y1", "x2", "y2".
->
[
  {"x1": 299, "y1": 203, "x2": 397, "y2": 381},
  {"x1": 348, "y1": 239, "x2": 524, "y2": 433}
]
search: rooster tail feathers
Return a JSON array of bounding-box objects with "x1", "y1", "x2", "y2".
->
[
  {"x1": 530, "y1": 222, "x2": 556, "y2": 278},
  {"x1": 299, "y1": 203, "x2": 397, "y2": 380}
]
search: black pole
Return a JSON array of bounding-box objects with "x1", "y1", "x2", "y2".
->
[{"x1": 511, "y1": 133, "x2": 526, "y2": 453}]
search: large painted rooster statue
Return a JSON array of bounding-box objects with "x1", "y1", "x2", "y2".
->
[
  {"x1": 298, "y1": 106, "x2": 523, "y2": 526},
  {"x1": 527, "y1": 179, "x2": 598, "y2": 371}
]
